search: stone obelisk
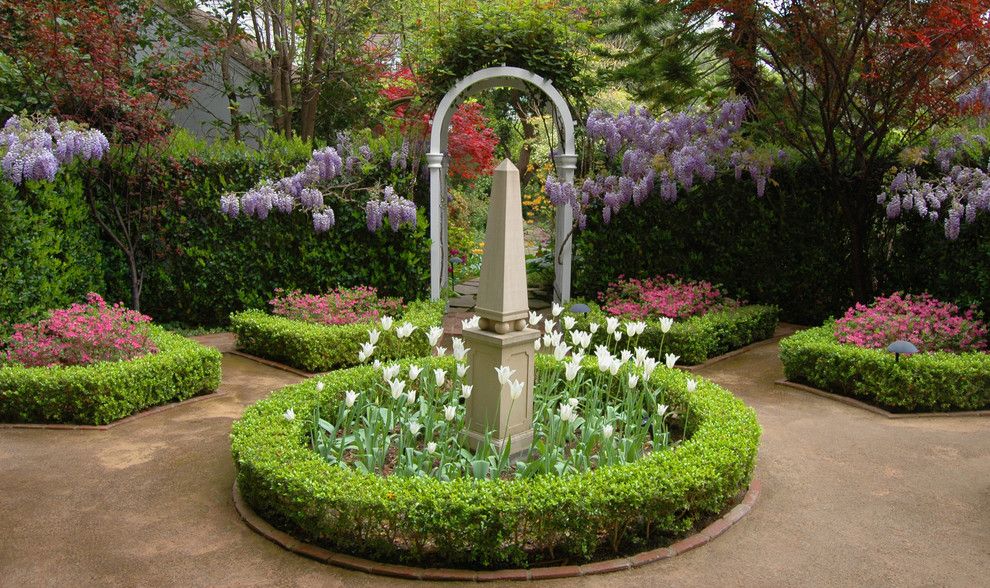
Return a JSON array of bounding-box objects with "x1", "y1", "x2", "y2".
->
[{"x1": 463, "y1": 159, "x2": 539, "y2": 453}]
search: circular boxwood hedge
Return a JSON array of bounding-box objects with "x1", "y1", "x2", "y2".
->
[
  {"x1": 230, "y1": 299, "x2": 445, "y2": 372},
  {"x1": 0, "y1": 327, "x2": 222, "y2": 425},
  {"x1": 231, "y1": 354, "x2": 760, "y2": 569},
  {"x1": 780, "y1": 325, "x2": 990, "y2": 413}
]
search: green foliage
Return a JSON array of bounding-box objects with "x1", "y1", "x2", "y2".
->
[
  {"x1": 230, "y1": 299, "x2": 445, "y2": 372},
  {"x1": 0, "y1": 327, "x2": 222, "y2": 425},
  {"x1": 102, "y1": 131, "x2": 431, "y2": 326},
  {"x1": 0, "y1": 174, "x2": 105, "y2": 332},
  {"x1": 231, "y1": 354, "x2": 760, "y2": 568},
  {"x1": 573, "y1": 302, "x2": 780, "y2": 365},
  {"x1": 779, "y1": 325, "x2": 990, "y2": 413}
]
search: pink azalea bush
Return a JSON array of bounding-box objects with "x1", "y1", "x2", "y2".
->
[
  {"x1": 599, "y1": 275, "x2": 739, "y2": 320},
  {"x1": 270, "y1": 286, "x2": 403, "y2": 326},
  {"x1": 2, "y1": 293, "x2": 157, "y2": 367},
  {"x1": 834, "y1": 292, "x2": 988, "y2": 353}
]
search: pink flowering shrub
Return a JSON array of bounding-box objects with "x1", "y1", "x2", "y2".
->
[
  {"x1": 270, "y1": 286, "x2": 403, "y2": 326},
  {"x1": 599, "y1": 275, "x2": 739, "y2": 320},
  {"x1": 2, "y1": 293, "x2": 157, "y2": 367},
  {"x1": 834, "y1": 292, "x2": 988, "y2": 353}
]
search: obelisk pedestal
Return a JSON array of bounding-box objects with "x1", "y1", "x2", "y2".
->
[{"x1": 463, "y1": 159, "x2": 539, "y2": 454}]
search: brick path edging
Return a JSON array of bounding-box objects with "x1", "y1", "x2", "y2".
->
[
  {"x1": 775, "y1": 380, "x2": 990, "y2": 419},
  {"x1": 232, "y1": 479, "x2": 761, "y2": 581}
]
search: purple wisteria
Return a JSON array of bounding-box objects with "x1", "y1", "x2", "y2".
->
[
  {"x1": 366, "y1": 186, "x2": 417, "y2": 232},
  {"x1": 546, "y1": 99, "x2": 781, "y2": 228},
  {"x1": 220, "y1": 133, "x2": 418, "y2": 234},
  {"x1": 878, "y1": 164, "x2": 990, "y2": 240},
  {"x1": 0, "y1": 115, "x2": 108, "y2": 185}
]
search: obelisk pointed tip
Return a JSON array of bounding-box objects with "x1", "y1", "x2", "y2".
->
[{"x1": 495, "y1": 158, "x2": 517, "y2": 172}]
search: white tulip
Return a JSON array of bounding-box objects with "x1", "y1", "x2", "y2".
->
[
  {"x1": 434, "y1": 368, "x2": 447, "y2": 387},
  {"x1": 558, "y1": 403, "x2": 577, "y2": 423},
  {"x1": 606, "y1": 317, "x2": 620, "y2": 334},
  {"x1": 460, "y1": 384, "x2": 473, "y2": 399},
  {"x1": 408, "y1": 365, "x2": 423, "y2": 381},
  {"x1": 572, "y1": 351, "x2": 586, "y2": 365},
  {"x1": 614, "y1": 331, "x2": 623, "y2": 342},
  {"x1": 642, "y1": 357, "x2": 658, "y2": 381},
  {"x1": 396, "y1": 322, "x2": 416, "y2": 338},
  {"x1": 444, "y1": 405, "x2": 457, "y2": 421},
  {"x1": 426, "y1": 441, "x2": 437, "y2": 453},
  {"x1": 528, "y1": 310, "x2": 542, "y2": 326},
  {"x1": 461, "y1": 315, "x2": 480, "y2": 330},
  {"x1": 634, "y1": 321, "x2": 647, "y2": 336},
  {"x1": 408, "y1": 421, "x2": 422, "y2": 436},
  {"x1": 372, "y1": 359, "x2": 382, "y2": 370},
  {"x1": 534, "y1": 338, "x2": 542, "y2": 351},
  {"x1": 494, "y1": 365, "x2": 515, "y2": 386},
  {"x1": 283, "y1": 408, "x2": 295, "y2": 421},
  {"x1": 565, "y1": 360, "x2": 581, "y2": 381},
  {"x1": 547, "y1": 331, "x2": 563, "y2": 347},
  {"x1": 509, "y1": 379, "x2": 524, "y2": 400},
  {"x1": 543, "y1": 318, "x2": 557, "y2": 333},
  {"x1": 620, "y1": 349, "x2": 632, "y2": 364},
  {"x1": 686, "y1": 378, "x2": 698, "y2": 393},
  {"x1": 609, "y1": 358, "x2": 621, "y2": 375},
  {"x1": 588, "y1": 322, "x2": 600, "y2": 334},
  {"x1": 562, "y1": 315, "x2": 576, "y2": 330},
  {"x1": 406, "y1": 389, "x2": 417, "y2": 405},
  {"x1": 627, "y1": 374, "x2": 639, "y2": 389},
  {"x1": 625, "y1": 322, "x2": 638, "y2": 337},
  {"x1": 597, "y1": 353, "x2": 613, "y2": 373},
  {"x1": 344, "y1": 390, "x2": 359, "y2": 407},
  {"x1": 427, "y1": 325, "x2": 444, "y2": 347},
  {"x1": 658, "y1": 404, "x2": 668, "y2": 416},
  {"x1": 389, "y1": 379, "x2": 406, "y2": 400},
  {"x1": 380, "y1": 316, "x2": 394, "y2": 331},
  {"x1": 568, "y1": 397, "x2": 579, "y2": 408},
  {"x1": 602, "y1": 424, "x2": 614, "y2": 439},
  {"x1": 665, "y1": 353, "x2": 680, "y2": 369},
  {"x1": 436, "y1": 346, "x2": 447, "y2": 357},
  {"x1": 382, "y1": 364, "x2": 400, "y2": 382},
  {"x1": 552, "y1": 302, "x2": 564, "y2": 317},
  {"x1": 452, "y1": 341, "x2": 469, "y2": 362},
  {"x1": 553, "y1": 343, "x2": 571, "y2": 361},
  {"x1": 456, "y1": 363, "x2": 468, "y2": 378},
  {"x1": 367, "y1": 329, "x2": 381, "y2": 345},
  {"x1": 315, "y1": 381, "x2": 325, "y2": 392},
  {"x1": 659, "y1": 317, "x2": 674, "y2": 334},
  {"x1": 635, "y1": 347, "x2": 649, "y2": 366}
]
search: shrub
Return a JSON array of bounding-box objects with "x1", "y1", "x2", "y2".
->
[
  {"x1": 3, "y1": 293, "x2": 156, "y2": 367},
  {"x1": 230, "y1": 299, "x2": 445, "y2": 372},
  {"x1": 270, "y1": 286, "x2": 403, "y2": 326},
  {"x1": 571, "y1": 301, "x2": 779, "y2": 366},
  {"x1": 600, "y1": 274, "x2": 738, "y2": 320},
  {"x1": 0, "y1": 327, "x2": 222, "y2": 425},
  {"x1": 779, "y1": 325, "x2": 990, "y2": 412},
  {"x1": 231, "y1": 354, "x2": 760, "y2": 568},
  {"x1": 833, "y1": 292, "x2": 987, "y2": 353}
]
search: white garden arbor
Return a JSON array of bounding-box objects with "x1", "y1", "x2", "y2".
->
[{"x1": 427, "y1": 66, "x2": 577, "y2": 303}]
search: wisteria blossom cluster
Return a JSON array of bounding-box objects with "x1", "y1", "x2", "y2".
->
[
  {"x1": 959, "y1": 80, "x2": 990, "y2": 118},
  {"x1": 545, "y1": 99, "x2": 781, "y2": 227},
  {"x1": 269, "y1": 286, "x2": 403, "y2": 326},
  {"x1": 365, "y1": 185, "x2": 418, "y2": 232},
  {"x1": 299, "y1": 308, "x2": 696, "y2": 480},
  {"x1": 598, "y1": 275, "x2": 737, "y2": 320},
  {"x1": 2, "y1": 293, "x2": 156, "y2": 368},
  {"x1": 0, "y1": 115, "x2": 109, "y2": 185},
  {"x1": 219, "y1": 133, "x2": 417, "y2": 234},
  {"x1": 834, "y1": 292, "x2": 988, "y2": 354}
]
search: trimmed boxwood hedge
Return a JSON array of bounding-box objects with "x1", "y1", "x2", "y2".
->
[
  {"x1": 0, "y1": 328, "x2": 222, "y2": 425},
  {"x1": 231, "y1": 354, "x2": 761, "y2": 569},
  {"x1": 230, "y1": 299, "x2": 446, "y2": 372},
  {"x1": 573, "y1": 302, "x2": 780, "y2": 366},
  {"x1": 779, "y1": 325, "x2": 990, "y2": 412}
]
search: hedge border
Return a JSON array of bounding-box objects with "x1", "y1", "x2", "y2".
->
[
  {"x1": 774, "y1": 379, "x2": 990, "y2": 419},
  {"x1": 572, "y1": 302, "x2": 780, "y2": 366},
  {"x1": 230, "y1": 299, "x2": 446, "y2": 373},
  {"x1": 232, "y1": 478, "x2": 761, "y2": 581},
  {"x1": 779, "y1": 325, "x2": 990, "y2": 413},
  {"x1": 0, "y1": 328, "x2": 223, "y2": 426},
  {"x1": 231, "y1": 354, "x2": 761, "y2": 569}
]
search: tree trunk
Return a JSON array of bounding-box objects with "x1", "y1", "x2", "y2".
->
[{"x1": 729, "y1": 2, "x2": 759, "y2": 107}]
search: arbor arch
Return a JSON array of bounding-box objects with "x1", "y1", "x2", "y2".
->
[{"x1": 426, "y1": 66, "x2": 577, "y2": 302}]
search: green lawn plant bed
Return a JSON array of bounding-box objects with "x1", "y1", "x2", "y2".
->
[
  {"x1": 231, "y1": 354, "x2": 760, "y2": 569},
  {"x1": 230, "y1": 299, "x2": 445, "y2": 372},
  {"x1": 0, "y1": 327, "x2": 222, "y2": 425},
  {"x1": 779, "y1": 325, "x2": 990, "y2": 413},
  {"x1": 569, "y1": 301, "x2": 779, "y2": 366}
]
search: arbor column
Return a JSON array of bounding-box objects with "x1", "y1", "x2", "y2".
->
[
  {"x1": 427, "y1": 152, "x2": 446, "y2": 300},
  {"x1": 553, "y1": 152, "x2": 578, "y2": 303}
]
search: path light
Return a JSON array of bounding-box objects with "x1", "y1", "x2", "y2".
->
[
  {"x1": 887, "y1": 340, "x2": 918, "y2": 362},
  {"x1": 569, "y1": 303, "x2": 590, "y2": 315}
]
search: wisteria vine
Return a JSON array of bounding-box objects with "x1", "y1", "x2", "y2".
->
[
  {"x1": 0, "y1": 115, "x2": 109, "y2": 185},
  {"x1": 220, "y1": 132, "x2": 418, "y2": 234},
  {"x1": 546, "y1": 99, "x2": 782, "y2": 228}
]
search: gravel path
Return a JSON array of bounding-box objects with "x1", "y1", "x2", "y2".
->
[{"x1": 1, "y1": 329, "x2": 987, "y2": 587}]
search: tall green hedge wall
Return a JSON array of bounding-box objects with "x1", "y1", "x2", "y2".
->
[
  {"x1": 0, "y1": 174, "x2": 104, "y2": 331},
  {"x1": 573, "y1": 161, "x2": 990, "y2": 325}
]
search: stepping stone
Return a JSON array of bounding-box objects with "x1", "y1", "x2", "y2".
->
[
  {"x1": 454, "y1": 283, "x2": 478, "y2": 295},
  {"x1": 448, "y1": 295, "x2": 476, "y2": 309},
  {"x1": 529, "y1": 299, "x2": 550, "y2": 310}
]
